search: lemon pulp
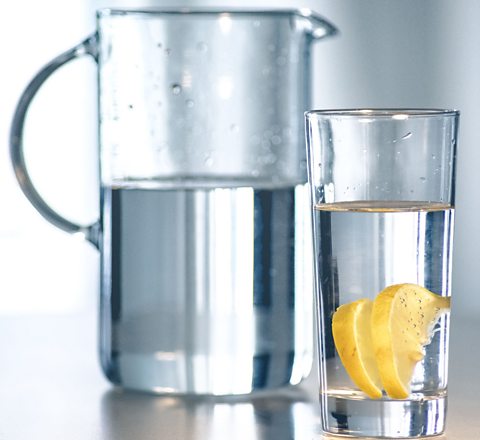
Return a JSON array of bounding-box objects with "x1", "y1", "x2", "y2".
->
[{"x1": 371, "y1": 283, "x2": 450, "y2": 399}]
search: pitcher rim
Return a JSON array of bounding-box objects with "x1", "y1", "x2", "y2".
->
[{"x1": 96, "y1": 7, "x2": 338, "y2": 37}]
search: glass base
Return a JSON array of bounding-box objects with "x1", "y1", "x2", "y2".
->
[{"x1": 321, "y1": 393, "x2": 446, "y2": 438}]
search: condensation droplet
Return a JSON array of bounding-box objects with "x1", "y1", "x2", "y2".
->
[
  {"x1": 171, "y1": 84, "x2": 182, "y2": 95},
  {"x1": 262, "y1": 67, "x2": 271, "y2": 76},
  {"x1": 251, "y1": 169, "x2": 260, "y2": 177},
  {"x1": 253, "y1": 20, "x2": 261, "y2": 28},
  {"x1": 230, "y1": 124, "x2": 239, "y2": 133},
  {"x1": 261, "y1": 153, "x2": 277, "y2": 165},
  {"x1": 157, "y1": 42, "x2": 163, "y2": 48},
  {"x1": 250, "y1": 134, "x2": 261, "y2": 145},
  {"x1": 271, "y1": 135, "x2": 282, "y2": 145},
  {"x1": 420, "y1": 176, "x2": 426, "y2": 182},
  {"x1": 204, "y1": 156, "x2": 214, "y2": 167},
  {"x1": 185, "y1": 99, "x2": 194, "y2": 108},
  {"x1": 197, "y1": 42, "x2": 208, "y2": 52},
  {"x1": 165, "y1": 48, "x2": 172, "y2": 56},
  {"x1": 128, "y1": 104, "x2": 134, "y2": 109}
]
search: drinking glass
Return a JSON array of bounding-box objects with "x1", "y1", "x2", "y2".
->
[{"x1": 305, "y1": 109, "x2": 459, "y2": 437}]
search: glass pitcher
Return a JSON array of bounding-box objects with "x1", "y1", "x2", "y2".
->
[{"x1": 10, "y1": 8, "x2": 337, "y2": 395}]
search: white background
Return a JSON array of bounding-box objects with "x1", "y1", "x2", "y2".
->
[{"x1": 1, "y1": 0, "x2": 479, "y2": 317}]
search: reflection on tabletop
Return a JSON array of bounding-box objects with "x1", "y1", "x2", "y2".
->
[{"x1": 101, "y1": 386, "x2": 320, "y2": 440}]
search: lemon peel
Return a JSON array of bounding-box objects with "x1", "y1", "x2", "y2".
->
[{"x1": 332, "y1": 298, "x2": 383, "y2": 399}]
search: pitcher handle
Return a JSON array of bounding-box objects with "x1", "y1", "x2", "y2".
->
[{"x1": 10, "y1": 33, "x2": 100, "y2": 248}]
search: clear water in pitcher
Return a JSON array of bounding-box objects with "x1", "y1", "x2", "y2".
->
[{"x1": 99, "y1": 182, "x2": 313, "y2": 395}]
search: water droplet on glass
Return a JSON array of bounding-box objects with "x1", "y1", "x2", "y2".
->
[
  {"x1": 263, "y1": 129, "x2": 273, "y2": 139},
  {"x1": 230, "y1": 124, "x2": 239, "y2": 133},
  {"x1": 420, "y1": 176, "x2": 426, "y2": 182},
  {"x1": 261, "y1": 140, "x2": 271, "y2": 150},
  {"x1": 401, "y1": 131, "x2": 412, "y2": 140},
  {"x1": 128, "y1": 104, "x2": 134, "y2": 109},
  {"x1": 262, "y1": 153, "x2": 277, "y2": 165},
  {"x1": 204, "y1": 156, "x2": 214, "y2": 167},
  {"x1": 165, "y1": 48, "x2": 172, "y2": 55},
  {"x1": 268, "y1": 44, "x2": 276, "y2": 52},
  {"x1": 253, "y1": 20, "x2": 261, "y2": 28},
  {"x1": 271, "y1": 135, "x2": 282, "y2": 145},
  {"x1": 185, "y1": 99, "x2": 194, "y2": 108},
  {"x1": 432, "y1": 154, "x2": 436, "y2": 159},
  {"x1": 251, "y1": 169, "x2": 260, "y2": 177},
  {"x1": 197, "y1": 42, "x2": 208, "y2": 52},
  {"x1": 262, "y1": 67, "x2": 271, "y2": 76},
  {"x1": 250, "y1": 134, "x2": 261, "y2": 145},
  {"x1": 157, "y1": 42, "x2": 163, "y2": 48},
  {"x1": 171, "y1": 84, "x2": 182, "y2": 95}
]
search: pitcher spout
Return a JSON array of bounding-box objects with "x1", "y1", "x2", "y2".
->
[{"x1": 295, "y1": 8, "x2": 338, "y2": 40}]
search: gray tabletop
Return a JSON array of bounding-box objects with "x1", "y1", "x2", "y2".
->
[{"x1": 0, "y1": 309, "x2": 478, "y2": 439}]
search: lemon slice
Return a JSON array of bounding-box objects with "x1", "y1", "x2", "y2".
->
[
  {"x1": 332, "y1": 298, "x2": 383, "y2": 399},
  {"x1": 371, "y1": 283, "x2": 450, "y2": 399}
]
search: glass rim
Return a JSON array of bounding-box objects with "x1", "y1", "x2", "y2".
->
[
  {"x1": 305, "y1": 108, "x2": 460, "y2": 119},
  {"x1": 98, "y1": 7, "x2": 326, "y2": 18}
]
